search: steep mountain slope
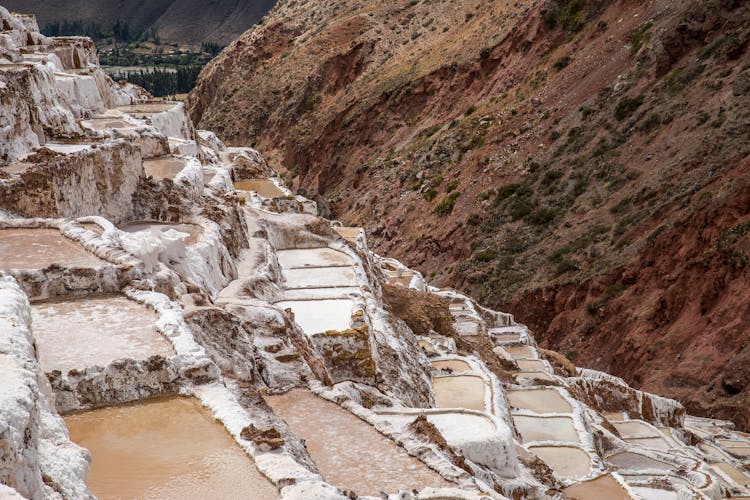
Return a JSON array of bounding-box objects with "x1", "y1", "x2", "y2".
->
[
  {"x1": 1, "y1": 0, "x2": 276, "y2": 45},
  {"x1": 188, "y1": 0, "x2": 750, "y2": 429}
]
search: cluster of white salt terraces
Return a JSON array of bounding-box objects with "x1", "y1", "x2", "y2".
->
[{"x1": 1, "y1": 6, "x2": 750, "y2": 500}]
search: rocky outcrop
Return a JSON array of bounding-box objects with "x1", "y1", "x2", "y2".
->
[{"x1": 0, "y1": 142, "x2": 144, "y2": 223}]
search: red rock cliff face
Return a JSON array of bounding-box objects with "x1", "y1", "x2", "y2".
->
[{"x1": 189, "y1": 0, "x2": 750, "y2": 428}]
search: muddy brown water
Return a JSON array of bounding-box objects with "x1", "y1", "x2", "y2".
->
[
  {"x1": 65, "y1": 397, "x2": 278, "y2": 499},
  {"x1": 118, "y1": 221, "x2": 202, "y2": 246},
  {"x1": 32, "y1": 295, "x2": 173, "y2": 372},
  {"x1": 564, "y1": 474, "x2": 630, "y2": 500},
  {"x1": 507, "y1": 388, "x2": 572, "y2": 414},
  {"x1": 143, "y1": 157, "x2": 188, "y2": 180},
  {"x1": 234, "y1": 180, "x2": 286, "y2": 198},
  {"x1": 433, "y1": 375, "x2": 487, "y2": 411},
  {"x1": 266, "y1": 389, "x2": 451, "y2": 495},
  {"x1": 0, "y1": 229, "x2": 104, "y2": 269}
]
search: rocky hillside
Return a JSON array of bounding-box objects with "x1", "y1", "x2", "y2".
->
[
  {"x1": 188, "y1": 0, "x2": 750, "y2": 429},
  {"x1": 1, "y1": 0, "x2": 276, "y2": 45}
]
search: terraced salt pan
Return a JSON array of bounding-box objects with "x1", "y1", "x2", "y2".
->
[
  {"x1": 0, "y1": 228, "x2": 104, "y2": 269},
  {"x1": 454, "y1": 320, "x2": 480, "y2": 335},
  {"x1": 612, "y1": 420, "x2": 660, "y2": 438},
  {"x1": 81, "y1": 117, "x2": 137, "y2": 130},
  {"x1": 266, "y1": 390, "x2": 450, "y2": 495},
  {"x1": 564, "y1": 474, "x2": 631, "y2": 500},
  {"x1": 492, "y1": 332, "x2": 522, "y2": 343},
  {"x1": 41, "y1": 143, "x2": 93, "y2": 154},
  {"x1": 281, "y1": 266, "x2": 358, "y2": 289},
  {"x1": 433, "y1": 375, "x2": 486, "y2": 411},
  {"x1": 516, "y1": 359, "x2": 548, "y2": 372},
  {"x1": 143, "y1": 156, "x2": 188, "y2": 180},
  {"x1": 507, "y1": 388, "x2": 572, "y2": 414},
  {"x1": 607, "y1": 451, "x2": 673, "y2": 472},
  {"x1": 117, "y1": 102, "x2": 179, "y2": 114},
  {"x1": 718, "y1": 439, "x2": 750, "y2": 457},
  {"x1": 431, "y1": 359, "x2": 472, "y2": 372},
  {"x1": 527, "y1": 446, "x2": 591, "y2": 479},
  {"x1": 275, "y1": 299, "x2": 353, "y2": 334},
  {"x1": 512, "y1": 415, "x2": 580, "y2": 443},
  {"x1": 281, "y1": 287, "x2": 361, "y2": 301},
  {"x1": 699, "y1": 443, "x2": 728, "y2": 459},
  {"x1": 623, "y1": 437, "x2": 672, "y2": 451},
  {"x1": 516, "y1": 371, "x2": 555, "y2": 382},
  {"x1": 119, "y1": 221, "x2": 202, "y2": 246},
  {"x1": 31, "y1": 295, "x2": 173, "y2": 372},
  {"x1": 713, "y1": 462, "x2": 750, "y2": 487},
  {"x1": 234, "y1": 180, "x2": 286, "y2": 198},
  {"x1": 276, "y1": 248, "x2": 352, "y2": 268},
  {"x1": 629, "y1": 486, "x2": 679, "y2": 500},
  {"x1": 504, "y1": 345, "x2": 536, "y2": 359},
  {"x1": 65, "y1": 397, "x2": 277, "y2": 499}
]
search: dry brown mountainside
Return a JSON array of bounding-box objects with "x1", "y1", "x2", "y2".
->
[
  {"x1": 188, "y1": 0, "x2": 750, "y2": 430},
  {"x1": 1, "y1": 0, "x2": 275, "y2": 45}
]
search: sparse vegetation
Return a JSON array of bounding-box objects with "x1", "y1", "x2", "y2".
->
[
  {"x1": 614, "y1": 95, "x2": 645, "y2": 121},
  {"x1": 554, "y1": 55, "x2": 571, "y2": 71},
  {"x1": 587, "y1": 283, "x2": 627, "y2": 314},
  {"x1": 630, "y1": 22, "x2": 653, "y2": 55},
  {"x1": 434, "y1": 192, "x2": 461, "y2": 216}
]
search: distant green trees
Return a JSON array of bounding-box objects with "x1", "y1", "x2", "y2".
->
[
  {"x1": 42, "y1": 19, "x2": 147, "y2": 43},
  {"x1": 111, "y1": 66, "x2": 202, "y2": 96}
]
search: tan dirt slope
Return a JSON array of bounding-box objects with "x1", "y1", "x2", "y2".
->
[{"x1": 188, "y1": 0, "x2": 750, "y2": 429}]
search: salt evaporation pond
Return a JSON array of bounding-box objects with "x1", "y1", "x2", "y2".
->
[
  {"x1": 714, "y1": 462, "x2": 750, "y2": 486},
  {"x1": 32, "y1": 295, "x2": 173, "y2": 372},
  {"x1": 507, "y1": 388, "x2": 572, "y2": 414},
  {"x1": 81, "y1": 117, "x2": 136, "y2": 130},
  {"x1": 276, "y1": 248, "x2": 352, "y2": 268},
  {"x1": 516, "y1": 359, "x2": 548, "y2": 372},
  {"x1": 527, "y1": 446, "x2": 591, "y2": 479},
  {"x1": 607, "y1": 451, "x2": 673, "y2": 471},
  {"x1": 612, "y1": 420, "x2": 659, "y2": 438},
  {"x1": 512, "y1": 415, "x2": 580, "y2": 443},
  {"x1": 234, "y1": 180, "x2": 286, "y2": 198},
  {"x1": 282, "y1": 266, "x2": 358, "y2": 288},
  {"x1": 433, "y1": 375, "x2": 486, "y2": 411},
  {"x1": 504, "y1": 345, "x2": 536, "y2": 359},
  {"x1": 143, "y1": 156, "x2": 188, "y2": 180},
  {"x1": 0, "y1": 229, "x2": 104, "y2": 269},
  {"x1": 117, "y1": 102, "x2": 179, "y2": 114},
  {"x1": 266, "y1": 390, "x2": 450, "y2": 496},
  {"x1": 276, "y1": 299, "x2": 353, "y2": 334},
  {"x1": 564, "y1": 474, "x2": 631, "y2": 500},
  {"x1": 431, "y1": 359, "x2": 472, "y2": 372},
  {"x1": 119, "y1": 221, "x2": 202, "y2": 246},
  {"x1": 65, "y1": 397, "x2": 278, "y2": 499}
]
